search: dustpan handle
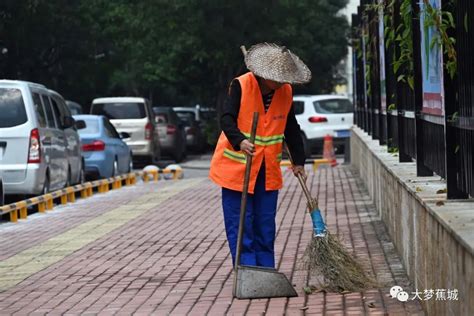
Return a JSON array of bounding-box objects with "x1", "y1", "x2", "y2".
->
[{"x1": 235, "y1": 111, "x2": 259, "y2": 270}]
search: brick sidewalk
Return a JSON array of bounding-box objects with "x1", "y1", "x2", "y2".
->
[{"x1": 0, "y1": 166, "x2": 424, "y2": 315}]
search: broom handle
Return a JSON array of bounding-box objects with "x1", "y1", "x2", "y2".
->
[
  {"x1": 235, "y1": 112, "x2": 259, "y2": 270},
  {"x1": 284, "y1": 142, "x2": 318, "y2": 210}
]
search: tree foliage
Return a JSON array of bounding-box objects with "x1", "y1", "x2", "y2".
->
[{"x1": 0, "y1": 0, "x2": 349, "y2": 109}]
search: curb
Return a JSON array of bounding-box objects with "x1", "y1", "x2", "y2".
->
[{"x1": 0, "y1": 168, "x2": 183, "y2": 223}]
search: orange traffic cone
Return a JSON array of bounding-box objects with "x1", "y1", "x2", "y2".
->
[{"x1": 323, "y1": 135, "x2": 338, "y2": 167}]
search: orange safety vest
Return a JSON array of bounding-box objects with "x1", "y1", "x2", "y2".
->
[{"x1": 209, "y1": 72, "x2": 292, "y2": 193}]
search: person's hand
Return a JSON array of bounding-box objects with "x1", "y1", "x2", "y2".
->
[
  {"x1": 292, "y1": 165, "x2": 306, "y2": 181},
  {"x1": 240, "y1": 139, "x2": 255, "y2": 156}
]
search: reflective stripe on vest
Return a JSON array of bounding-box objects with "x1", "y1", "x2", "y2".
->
[
  {"x1": 223, "y1": 148, "x2": 246, "y2": 164},
  {"x1": 242, "y1": 133, "x2": 284, "y2": 146},
  {"x1": 222, "y1": 148, "x2": 282, "y2": 164}
]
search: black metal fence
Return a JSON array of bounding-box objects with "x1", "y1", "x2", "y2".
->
[{"x1": 352, "y1": 0, "x2": 474, "y2": 199}]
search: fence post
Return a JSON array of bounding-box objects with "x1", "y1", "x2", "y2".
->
[
  {"x1": 354, "y1": 9, "x2": 365, "y2": 131},
  {"x1": 412, "y1": 0, "x2": 434, "y2": 175},
  {"x1": 352, "y1": 13, "x2": 358, "y2": 126},
  {"x1": 360, "y1": 4, "x2": 370, "y2": 134},
  {"x1": 369, "y1": 0, "x2": 383, "y2": 143},
  {"x1": 444, "y1": 79, "x2": 466, "y2": 198},
  {"x1": 384, "y1": 2, "x2": 398, "y2": 152},
  {"x1": 393, "y1": 0, "x2": 412, "y2": 163},
  {"x1": 444, "y1": 0, "x2": 469, "y2": 199}
]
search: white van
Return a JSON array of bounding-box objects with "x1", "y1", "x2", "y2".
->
[
  {"x1": 0, "y1": 80, "x2": 83, "y2": 198},
  {"x1": 90, "y1": 97, "x2": 160, "y2": 164}
]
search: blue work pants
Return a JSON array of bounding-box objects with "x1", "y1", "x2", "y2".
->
[{"x1": 222, "y1": 166, "x2": 278, "y2": 268}]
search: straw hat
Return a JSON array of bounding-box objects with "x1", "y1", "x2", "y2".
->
[{"x1": 241, "y1": 43, "x2": 311, "y2": 84}]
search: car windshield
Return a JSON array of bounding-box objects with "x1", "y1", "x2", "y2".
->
[
  {"x1": 91, "y1": 102, "x2": 146, "y2": 119},
  {"x1": 175, "y1": 112, "x2": 195, "y2": 125},
  {"x1": 77, "y1": 118, "x2": 100, "y2": 134},
  {"x1": 313, "y1": 99, "x2": 353, "y2": 114},
  {"x1": 0, "y1": 88, "x2": 28, "y2": 128}
]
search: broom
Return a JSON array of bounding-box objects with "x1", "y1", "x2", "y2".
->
[{"x1": 284, "y1": 143, "x2": 374, "y2": 292}]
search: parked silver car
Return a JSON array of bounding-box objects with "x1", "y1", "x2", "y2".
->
[
  {"x1": 0, "y1": 80, "x2": 84, "y2": 198},
  {"x1": 173, "y1": 107, "x2": 206, "y2": 153},
  {"x1": 91, "y1": 97, "x2": 160, "y2": 164},
  {"x1": 153, "y1": 107, "x2": 187, "y2": 162}
]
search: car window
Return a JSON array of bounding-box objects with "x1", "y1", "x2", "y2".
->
[
  {"x1": 293, "y1": 101, "x2": 304, "y2": 115},
  {"x1": 55, "y1": 97, "x2": 72, "y2": 117},
  {"x1": 176, "y1": 110, "x2": 196, "y2": 118},
  {"x1": 91, "y1": 102, "x2": 146, "y2": 119},
  {"x1": 53, "y1": 97, "x2": 74, "y2": 129},
  {"x1": 77, "y1": 118, "x2": 100, "y2": 134},
  {"x1": 50, "y1": 98, "x2": 64, "y2": 128},
  {"x1": 32, "y1": 93, "x2": 47, "y2": 128},
  {"x1": 103, "y1": 118, "x2": 120, "y2": 138},
  {"x1": 313, "y1": 99, "x2": 353, "y2": 114},
  {"x1": 0, "y1": 88, "x2": 28, "y2": 128},
  {"x1": 104, "y1": 123, "x2": 114, "y2": 138},
  {"x1": 41, "y1": 95, "x2": 57, "y2": 128},
  {"x1": 154, "y1": 113, "x2": 168, "y2": 124},
  {"x1": 175, "y1": 112, "x2": 195, "y2": 125}
]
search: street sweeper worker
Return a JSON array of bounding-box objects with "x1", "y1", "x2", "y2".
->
[{"x1": 209, "y1": 42, "x2": 312, "y2": 268}]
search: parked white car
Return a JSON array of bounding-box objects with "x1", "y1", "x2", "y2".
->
[
  {"x1": 293, "y1": 95, "x2": 353, "y2": 157},
  {"x1": 90, "y1": 97, "x2": 161, "y2": 164},
  {"x1": 0, "y1": 80, "x2": 84, "y2": 198}
]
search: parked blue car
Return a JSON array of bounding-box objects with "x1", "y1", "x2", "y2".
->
[{"x1": 73, "y1": 115, "x2": 133, "y2": 179}]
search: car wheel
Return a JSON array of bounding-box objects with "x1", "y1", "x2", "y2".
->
[
  {"x1": 65, "y1": 168, "x2": 72, "y2": 188},
  {"x1": 112, "y1": 159, "x2": 119, "y2": 177},
  {"x1": 42, "y1": 174, "x2": 50, "y2": 195},
  {"x1": 301, "y1": 133, "x2": 311, "y2": 159},
  {"x1": 79, "y1": 166, "x2": 86, "y2": 184},
  {"x1": 128, "y1": 155, "x2": 133, "y2": 173}
]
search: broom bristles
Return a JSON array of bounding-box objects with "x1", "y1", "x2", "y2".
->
[{"x1": 302, "y1": 232, "x2": 375, "y2": 292}]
